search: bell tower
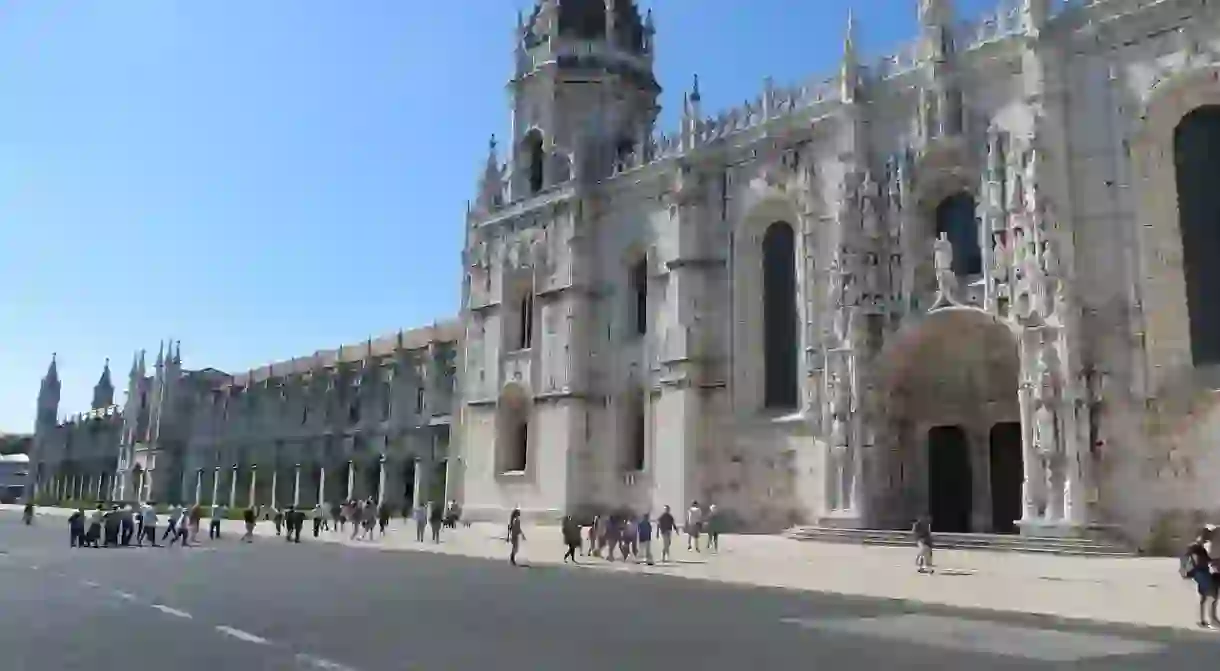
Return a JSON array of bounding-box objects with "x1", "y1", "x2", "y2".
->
[{"x1": 508, "y1": 0, "x2": 660, "y2": 200}]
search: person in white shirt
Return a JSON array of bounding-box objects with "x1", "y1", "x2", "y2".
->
[
  {"x1": 686, "y1": 501, "x2": 703, "y2": 552},
  {"x1": 139, "y1": 504, "x2": 159, "y2": 547}
]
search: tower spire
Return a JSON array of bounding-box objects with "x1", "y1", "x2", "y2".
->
[
  {"x1": 92, "y1": 358, "x2": 115, "y2": 410},
  {"x1": 840, "y1": 9, "x2": 860, "y2": 103},
  {"x1": 44, "y1": 353, "x2": 59, "y2": 386},
  {"x1": 155, "y1": 340, "x2": 165, "y2": 369}
]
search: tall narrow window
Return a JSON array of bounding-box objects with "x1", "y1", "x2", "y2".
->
[
  {"x1": 381, "y1": 382, "x2": 392, "y2": 420},
  {"x1": 934, "y1": 192, "x2": 981, "y2": 276},
  {"x1": 517, "y1": 293, "x2": 534, "y2": 350},
  {"x1": 525, "y1": 130, "x2": 545, "y2": 195},
  {"x1": 1174, "y1": 106, "x2": 1220, "y2": 366},
  {"x1": 762, "y1": 221, "x2": 799, "y2": 410},
  {"x1": 630, "y1": 259, "x2": 648, "y2": 336},
  {"x1": 626, "y1": 393, "x2": 646, "y2": 472},
  {"x1": 415, "y1": 386, "x2": 426, "y2": 414}
]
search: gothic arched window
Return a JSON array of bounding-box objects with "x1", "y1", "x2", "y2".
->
[
  {"x1": 934, "y1": 192, "x2": 981, "y2": 276},
  {"x1": 524, "y1": 130, "x2": 545, "y2": 195},
  {"x1": 630, "y1": 259, "x2": 648, "y2": 336},
  {"x1": 1174, "y1": 106, "x2": 1220, "y2": 366},
  {"x1": 762, "y1": 221, "x2": 799, "y2": 410}
]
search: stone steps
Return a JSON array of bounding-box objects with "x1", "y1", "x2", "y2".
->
[{"x1": 784, "y1": 526, "x2": 1136, "y2": 557}]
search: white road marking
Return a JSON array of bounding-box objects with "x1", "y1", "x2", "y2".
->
[
  {"x1": 113, "y1": 590, "x2": 138, "y2": 602},
  {"x1": 295, "y1": 653, "x2": 360, "y2": 671},
  {"x1": 150, "y1": 604, "x2": 192, "y2": 619},
  {"x1": 81, "y1": 580, "x2": 99, "y2": 588},
  {"x1": 783, "y1": 614, "x2": 1165, "y2": 662},
  {"x1": 215, "y1": 626, "x2": 270, "y2": 645},
  {"x1": 28, "y1": 565, "x2": 38, "y2": 570}
]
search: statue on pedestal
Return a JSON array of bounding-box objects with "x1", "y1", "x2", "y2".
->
[
  {"x1": 992, "y1": 235, "x2": 1010, "y2": 284},
  {"x1": 933, "y1": 232, "x2": 957, "y2": 305}
]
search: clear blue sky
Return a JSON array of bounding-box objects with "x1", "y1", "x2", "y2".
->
[{"x1": 0, "y1": 0, "x2": 998, "y2": 433}]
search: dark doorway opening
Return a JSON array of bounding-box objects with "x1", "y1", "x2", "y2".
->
[
  {"x1": 927, "y1": 425, "x2": 972, "y2": 533},
  {"x1": 988, "y1": 422, "x2": 1023, "y2": 534},
  {"x1": 402, "y1": 460, "x2": 417, "y2": 510}
]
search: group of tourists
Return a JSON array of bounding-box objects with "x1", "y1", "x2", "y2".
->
[
  {"x1": 547, "y1": 501, "x2": 724, "y2": 568},
  {"x1": 54, "y1": 496, "x2": 465, "y2": 550},
  {"x1": 67, "y1": 502, "x2": 202, "y2": 549}
]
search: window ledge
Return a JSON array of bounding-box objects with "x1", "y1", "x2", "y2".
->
[{"x1": 496, "y1": 469, "x2": 530, "y2": 482}]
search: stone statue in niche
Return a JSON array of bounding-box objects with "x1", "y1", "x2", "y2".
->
[
  {"x1": 933, "y1": 233, "x2": 957, "y2": 301},
  {"x1": 860, "y1": 171, "x2": 879, "y2": 238},
  {"x1": 1007, "y1": 161, "x2": 1025, "y2": 214},
  {"x1": 1034, "y1": 402, "x2": 1058, "y2": 457},
  {"x1": 1024, "y1": 147, "x2": 1042, "y2": 216},
  {"x1": 992, "y1": 235, "x2": 1009, "y2": 283}
]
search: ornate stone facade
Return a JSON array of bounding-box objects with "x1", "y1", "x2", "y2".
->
[
  {"x1": 459, "y1": 0, "x2": 1220, "y2": 547},
  {"x1": 29, "y1": 324, "x2": 461, "y2": 512},
  {"x1": 28, "y1": 0, "x2": 1220, "y2": 550}
]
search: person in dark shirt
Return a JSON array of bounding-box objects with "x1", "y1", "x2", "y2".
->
[
  {"x1": 657, "y1": 506, "x2": 677, "y2": 563},
  {"x1": 241, "y1": 506, "x2": 256, "y2": 543},
  {"x1": 1185, "y1": 529, "x2": 1218, "y2": 628}
]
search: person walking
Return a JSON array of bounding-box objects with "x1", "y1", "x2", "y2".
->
[
  {"x1": 428, "y1": 500, "x2": 443, "y2": 543},
  {"x1": 377, "y1": 503, "x2": 391, "y2": 537},
  {"x1": 312, "y1": 504, "x2": 325, "y2": 538},
  {"x1": 561, "y1": 515, "x2": 581, "y2": 563},
  {"x1": 188, "y1": 503, "x2": 203, "y2": 544},
  {"x1": 657, "y1": 505, "x2": 676, "y2": 563},
  {"x1": 161, "y1": 503, "x2": 181, "y2": 542},
  {"x1": 414, "y1": 503, "x2": 427, "y2": 542},
  {"x1": 507, "y1": 507, "x2": 525, "y2": 567},
  {"x1": 1184, "y1": 528, "x2": 1219, "y2": 628},
  {"x1": 705, "y1": 504, "x2": 722, "y2": 552},
  {"x1": 139, "y1": 503, "x2": 158, "y2": 547},
  {"x1": 209, "y1": 504, "x2": 226, "y2": 540},
  {"x1": 637, "y1": 513, "x2": 654, "y2": 566},
  {"x1": 685, "y1": 501, "x2": 703, "y2": 552},
  {"x1": 120, "y1": 504, "x2": 135, "y2": 546},
  {"x1": 241, "y1": 506, "x2": 256, "y2": 543},
  {"x1": 68, "y1": 508, "x2": 85, "y2": 548},
  {"x1": 913, "y1": 515, "x2": 935, "y2": 574}
]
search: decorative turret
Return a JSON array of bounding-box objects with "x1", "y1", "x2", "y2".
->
[
  {"x1": 92, "y1": 358, "x2": 115, "y2": 410},
  {"x1": 840, "y1": 10, "x2": 860, "y2": 104},
  {"x1": 505, "y1": 0, "x2": 661, "y2": 199},
  {"x1": 1020, "y1": 0, "x2": 1050, "y2": 35},
  {"x1": 915, "y1": 0, "x2": 963, "y2": 143},
  {"x1": 475, "y1": 136, "x2": 505, "y2": 213},
  {"x1": 36, "y1": 353, "x2": 61, "y2": 430}
]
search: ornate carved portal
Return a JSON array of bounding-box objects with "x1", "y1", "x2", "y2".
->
[{"x1": 866, "y1": 310, "x2": 1022, "y2": 532}]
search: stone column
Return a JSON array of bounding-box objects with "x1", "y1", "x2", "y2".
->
[
  {"x1": 270, "y1": 468, "x2": 278, "y2": 509},
  {"x1": 194, "y1": 469, "x2": 203, "y2": 504},
  {"x1": 346, "y1": 460, "x2": 355, "y2": 500},
  {"x1": 248, "y1": 465, "x2": 258, "y2": 508},
  {"x1": 377, "y1": 455, "x2": 387, "y2": 505},
  {"x1": 211, "y1": 467, "x2": 220, "y2": 507},
  {"x1": 317, "y1": 465, "x2": 327, "y2": 505},
  {"x1": 383, "y1": 457, "x2": 405, "y2": 511},
  {"x1": 228, "y1": 466, "x2": 238, "y2": 508},
  {"x1": 293, "y1": 464, "x2": 301, "y2": 507}
]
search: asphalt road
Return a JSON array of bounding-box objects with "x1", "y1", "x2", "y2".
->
[{"x1": 1, "y1": 513, "x2": 1217, "y2": 671}]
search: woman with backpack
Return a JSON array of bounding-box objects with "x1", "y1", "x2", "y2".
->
[{"x1": 1182, "y1": 527, "x2": 1219, "y2": 628}]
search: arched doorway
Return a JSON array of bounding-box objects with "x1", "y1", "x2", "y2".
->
[
  {"x1": 1174, "y1": 106, "x2": 1220, "y2": 366},
  {"x1": 872, "y1": 308, "x2": 1021, "y2": 533}
]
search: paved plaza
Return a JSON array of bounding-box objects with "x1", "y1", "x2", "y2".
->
[{"x1": 1, "y1": 508, "x2": 1219, "y2": 670}]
